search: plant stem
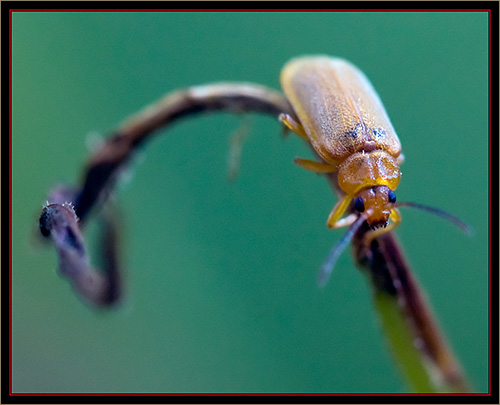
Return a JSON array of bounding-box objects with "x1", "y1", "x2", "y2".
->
[{"x1": 40, "y1": 81, "x2": 469, "y2": 391}]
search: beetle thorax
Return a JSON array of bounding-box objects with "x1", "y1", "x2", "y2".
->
[{"x1": 337, "y1": 150, "x2": 401, "y2": 196}]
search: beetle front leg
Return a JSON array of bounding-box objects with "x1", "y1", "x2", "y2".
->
[
  {"x1": 326, "y1": 195, "x2": 354, "y2": 228},
  {"x1": 364, "y1": 207, "x2": 402, "y2": 244}
]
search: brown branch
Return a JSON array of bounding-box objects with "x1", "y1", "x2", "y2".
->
[
  {"x1": 40, "y1": 81, "x2": 468, "y2": 390},
  {"x1": 40, "y1": 83, "x2": 294, "y2": 308}
]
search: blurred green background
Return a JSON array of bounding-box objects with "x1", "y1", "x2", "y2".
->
[{"x1": 11, "y1": 11, "x2": 489, "y2": 393}]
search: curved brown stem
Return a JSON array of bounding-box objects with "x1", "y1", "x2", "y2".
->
[
  {"x1": 40, "y1": 81, "x2": 469, "y2": 391},
  {"x1": 41, "y1": 83, "x2": 294, "y2": 308}
]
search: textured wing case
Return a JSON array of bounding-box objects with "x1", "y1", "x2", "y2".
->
[{"x1": 281, "y1": 56, "x2": 401, "y2": 163}]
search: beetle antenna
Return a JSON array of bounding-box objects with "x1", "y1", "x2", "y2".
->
[
  {"x1": 318, "y1": 213, "x2": 367, "y2": 288},
  {"x1": 395, "y1": 202, "x2": 473, "y2": 235}
]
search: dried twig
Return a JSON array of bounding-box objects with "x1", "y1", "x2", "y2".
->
[
  {"x1": 40, "y1": 83, "x2": 293, "y2": 307},
  {"x1": 40, "y1": 81, "x2": 469, "y2": 391}
]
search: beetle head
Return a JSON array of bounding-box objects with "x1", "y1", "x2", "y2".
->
[{"x1": 353, "y1": 185, "x2": 396, "y2": 229}]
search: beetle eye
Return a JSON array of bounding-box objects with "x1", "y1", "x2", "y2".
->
[
  {"x1": 388, "y1": 190, "x2": 396, "y2": 203},
  {"x1": 354, "y1": 197, "x2": 365, "y2": 212}
]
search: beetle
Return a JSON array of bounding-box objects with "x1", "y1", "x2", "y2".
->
[
  {"x1": 280, "y1": 56, "x2": 403, "y2": 233},
  {"x1": 40, "y1": 54, "x2": 470, "y2": 298},
  {"x1": 277, "y1": 56, "x2": 469, "y2": 285}
]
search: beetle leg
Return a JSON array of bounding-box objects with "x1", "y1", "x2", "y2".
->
[
  {"x1": 279, "y1": 113, "x2": 309, "y2": 140},
  {"x1": 364, "y1": 207, "x2": 402, "y2": 244},
  {"x1": 331, "y1": 213, "x2": 358, "y2": 228},
  {"x1": 327, "y1": 195, "x2": 354, "y2": 228},
  {"x1": 294, "y1": 158, "x2": 337, "y2": 173}
]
